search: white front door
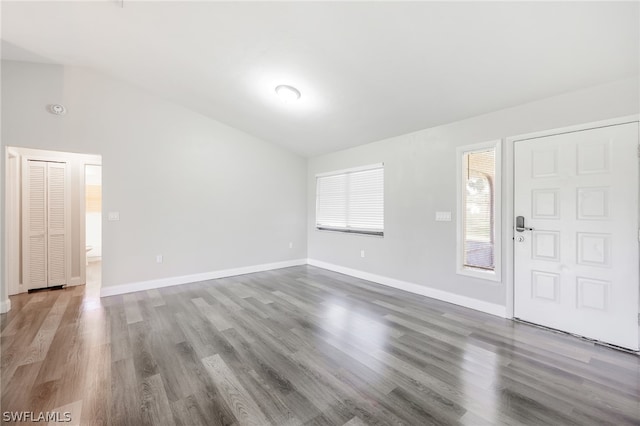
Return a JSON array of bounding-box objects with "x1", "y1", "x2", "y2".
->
[{"x1": 514, "y1": 122, "x2": 639, "y2": 350}]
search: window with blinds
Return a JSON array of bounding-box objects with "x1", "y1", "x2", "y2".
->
[
  {"x1": 463, "y1": 150, "x2": 495, "y2": 270},
  {"x1": 316, "y1": 164, "x2": 384, "y2": 236},
  {"x1": 457, "y1": 140, "x2": 501, "y2": 281}
]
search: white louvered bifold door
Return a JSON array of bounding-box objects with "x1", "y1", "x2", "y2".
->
[
  {"x1": 23, "y1": 160, "x2": 68, "y2": 290},
  {"x1": 23, "y1": 160, "x2": 48, "y2": 290},
  {"x1": 47, "y1": 162, "x2": 67, "y2": 286}
]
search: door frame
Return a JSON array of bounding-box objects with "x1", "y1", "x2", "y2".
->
[
  {"x1": 503, "y1": 114, "x2": 640, "y2": 318},
  {"x1": 21, "y1": 155, "x2": 72, "y2": 290},
  {"x1": 5, "y1": 147, "x2": 102, "y2": 297},
  {"x1": 5, "y1": 148, "x2": 20, "y2": 296}
]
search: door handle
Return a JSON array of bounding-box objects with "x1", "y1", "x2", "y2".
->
[{"x1": 515, "y1": 216, "x2": 534, "y2": 232}]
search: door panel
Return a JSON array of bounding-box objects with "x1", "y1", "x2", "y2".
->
[
  {"x1": 514, "y1": 122, "x2": 639, "y2": 350},
  {"x1": 23, "y1": 160, "x2": 48, "y2": 290},
  {"x1": 47, "y1": 162, "x2": 67, "y2": 286}
]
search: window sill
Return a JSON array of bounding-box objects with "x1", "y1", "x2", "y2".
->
[
  {"x1": 315, "y1": 227, "x2": 384, "y2": 237},
  {"x1": 457, "y1": 267, "x2": 501, "y2": 283}
]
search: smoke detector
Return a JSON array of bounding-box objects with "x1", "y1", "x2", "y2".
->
[{"x1": 48, "y1": 104, "x2": 67, "y2": 115}]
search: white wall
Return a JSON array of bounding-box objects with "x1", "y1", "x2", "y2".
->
[
  {"x1": 1, "y1": 60, "x2": 307, "y2": 293},
  {"x1": 307, "y1": 77, "x2": 640, "y2": 308}
]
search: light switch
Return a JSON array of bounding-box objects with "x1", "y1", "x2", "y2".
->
[
  {"x1": 108, "y1": 212, "x2": 120, "y2": 221},
  {"x1": 435, "y1": 211, "x2": 452, "y2": 222}
]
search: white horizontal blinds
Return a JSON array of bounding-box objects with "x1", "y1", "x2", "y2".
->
[
  {"x1": 348, "y1": 168, "x2": 384, "y2": 231},
  {"x1": 463, "y1": 150, "x2": 495, "y2": 270},
  {"x1": 316, "y1": 174, "x2": 348, "y2": 228},
  {"x1": 316, "y1": 164, "x2": 384, "y2": 234}
]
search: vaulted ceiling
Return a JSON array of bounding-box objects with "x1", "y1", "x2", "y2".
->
[{"x1": 2, "y1": 1, "x2": 638, "y2": 156}]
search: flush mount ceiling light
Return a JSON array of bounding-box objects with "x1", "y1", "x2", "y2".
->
[{"x1": 275, "y1": 85, "x2": 301, "y2": 103}]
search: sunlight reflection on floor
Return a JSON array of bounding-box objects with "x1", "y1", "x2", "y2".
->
[{"x1": 83, "y1": 260, "x2": 102, "y2": 311}]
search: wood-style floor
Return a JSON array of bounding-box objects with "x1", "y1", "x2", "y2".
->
[{"x1": 1, "y1": 265, "x2": 639, "y2": 425}]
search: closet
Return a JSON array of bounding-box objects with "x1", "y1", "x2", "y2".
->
[{"x1": 22, "y1": 159, "x2": 69, "y2": 290}]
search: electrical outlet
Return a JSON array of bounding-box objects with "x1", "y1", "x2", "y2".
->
[
  {"x1": 156, "y1": 255, "x2": 163, "y2": 264},
  {"x1": 108, "y1": 211, "x2": 120, "y2": 221},
  {"x1": 360, "y1": 250, "x2": 365, "y2": 258}
]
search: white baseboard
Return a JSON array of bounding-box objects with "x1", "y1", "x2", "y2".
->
[
  {"x1": 99, "y1": 257, "x2": 506, "y2": 318},
  {"x1": 0, "y1": 299, "x2": 12, "y2": 314},
  {"x1": 307, "y1": 259, "x2": 507, "y2": 318},
  {"x1": 100, "y1": 258, "x2": 307, "y2": 298}
]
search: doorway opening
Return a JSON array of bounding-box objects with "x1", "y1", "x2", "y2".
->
[
  {"x1": 85, "y1": 164, "x2": 102, "y2": 298},
  {"x1": 4, "y1": 146, "x2": 102, "y2": 298}
]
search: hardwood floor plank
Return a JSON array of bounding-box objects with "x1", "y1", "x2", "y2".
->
[
  {"x1": 170, "y1": 395, "x2": 209, "y2": 426},
  {"x1": 111, "y1": 358, "x2": 143, "y2": 426},
  {"x1": 289, "y1": 329, "x2": 398, "y2": 395},
  {"x1": 205, "y1": 286, "x2": 244, "y2": 311},
  {"x1": 201, "y1": 353, "x2": 269, "y2": 426},
  {"x1": 192, "y1": 297, "x2": 233, "y2": 331},
  {"x1": 244, "y1": 368, "x2": 303, "y2": 426},
  {"x1": 79, "y1": 343, "x2": 111, "y2": 426},
  {"x1": 129, "y1": 321, "x2": 159, "y2": 379},
  {"x1": 341, "y1": 416, "x2": 369, "y2": 426},
  {"x1": 220, "y1": 328, "x2": 303, "y2": 423},
  {"x1": 33, "y1": 323, "x2": 75, "y2": 385},
  {"x1": 1, "y1": 360, "x2": 44, "y2": 411},
  {"x1": 145, "y1": 289, "x2": 167, "y2": 308},
  {"x1": 287, "y1": 349, "x2": 406, "y2": 424},
  {"x1": 146, "y1": 335, "x2": 194, "y2": 403},
  {"x1": 123, "y1": 294, "x2": 143, "y2": 325},
  {"x1": 218, "y1": 324, "x2": 298, "y2": 397},
  {"x1": 172, "y1": 341, "x2": 238, "y2": 426},
  {"x1": 49, "y1": 399, "x2": 83, "y2": 426},
  {"x1": 26, "y1": 378, "x2": 61, "y2": 414},
  {"x1": 139, "y1": 374, "x2": 175, "y2": 426}
]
